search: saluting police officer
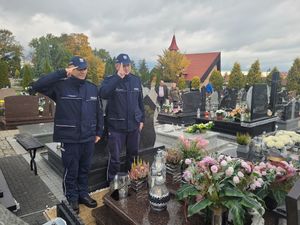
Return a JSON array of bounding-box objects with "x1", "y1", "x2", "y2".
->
[
  {"x1": 30, "y1": 56, "x2": 103, "y2": 214},
  {"x1": 99, "y1": 53, "x2": 145, "y2": 183}
]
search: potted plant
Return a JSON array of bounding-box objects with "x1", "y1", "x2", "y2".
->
[
  {"x1": 236, "y1": 133, "x2": 251, "y2": 159},
  {"x1": 176, "y1": 155, "x2": 264, "y2": 225},
  {"x1": 166, "y1": 148, "x2": 183, "y2": 182},
  {"x1": 129, "y1": 157, "x2": 150, "y2": 192},
  {"x1": 215, "y1": 109, "x2": 226, "y2": 120}
]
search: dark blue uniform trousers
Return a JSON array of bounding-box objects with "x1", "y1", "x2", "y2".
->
[
  {"x1": 61, "y1": 141, "x2": 94, "y2": 202},
  {"x1": 107, "y1": 128, "x2": 140, "y2": 182}
]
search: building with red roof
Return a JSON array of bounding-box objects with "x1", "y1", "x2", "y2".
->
[{"x1": 168, "y1": 35, "x2": 221, "y2": 86}]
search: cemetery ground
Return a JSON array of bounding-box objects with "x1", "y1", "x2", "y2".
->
[{"x1": 0, "y1": 129, "x2": 62, "y2": 225}]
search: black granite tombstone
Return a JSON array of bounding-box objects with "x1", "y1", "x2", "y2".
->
[
  {"x1": 282, "y1": 101, "x2": 293, "y2": 121},
  {"x1": 295, "y1": 101, "x2": 300, "y2": 118},
  {"x1": 200, "y1": 86, "x2": 206, "y2": 113},
  {"x1": 251, "y1": 84, "x2": 268, "y2": 120},
  {"x1": 182, "y1": 91, "x2": 201, "y2": 113},
  {"x1": 139, "y1": 95, "x2": 156, "y2": 149},
  {"x1": 219, "y1": 88, "x2": 238, "y2": 110},
  {"x1": 269, "y1": 72, "x2": 280, "y2": 115},
  {"x1": 286, "y1": 179, "x2": 300, "y2": 225},
  {"x1": 44, "y1": 94, "x2": 161, "y2": 191}
]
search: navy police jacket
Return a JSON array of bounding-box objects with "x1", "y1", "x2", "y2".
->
[
  {"x1": 31, "y1": 69, "x2": 103, "y2": 143},
  {"x1": 99, "y1": 73, "x2": 145, "y2": 132}
]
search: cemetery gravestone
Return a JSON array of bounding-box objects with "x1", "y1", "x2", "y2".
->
[
  {"x1": 182, "y1": 91, "x2": 201, "y2": 113},
  {"x1": 200, "y1": 86, "x2": 206, "y2": 114},
  {"x1": 219, "y1": 88, "x2": 238, "y2": 110},
  {"x1": 269, "y1": 72, "x2": 280, "y2": 115},
  {"x1": 251, "y1": 84, "x2": 268, "y2": 120}
]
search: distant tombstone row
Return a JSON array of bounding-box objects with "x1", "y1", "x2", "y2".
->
[
  {"x1": 0, "y1": 95, "x2": 55, "y2": 129},
  {"x1": 281, "y1": 99, "x2": 300, "y2": 121}
]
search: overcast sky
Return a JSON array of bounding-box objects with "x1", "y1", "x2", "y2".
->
[{"x1": 1, "y1": 0, "x2": 300, "y2": 71}]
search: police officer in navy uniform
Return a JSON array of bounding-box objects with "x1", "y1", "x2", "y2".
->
[
  {"x1": 30, "y1": 56, "x2": 103, "y2": 214},
  {"x1": 99, "y1": 53, "x2": 144, "y2": 183}
]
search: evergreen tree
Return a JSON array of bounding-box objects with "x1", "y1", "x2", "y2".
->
[
  {"x1": 43, "y1": 59, "x2": 53, "y2": 75},
  {"x1": 0, "y1": 61, "x2": 10, "y2": 88},
  {"x1": 0, "y1": 29, "x2": 23, "y2": 77},
  {"x1": 104, "y1": 57, "x2": 115, "y2": 76},
  {"x1": 15, "y1": 69, "x2": 20, "y2": 79},
  {"x1": 93, "y1": 48, "x2": 110, "y2": 62},
  {"x1": 22, "y1": 64, "x2": 33, "y2": 89},
  {"x1": 246, "y1": 60, "x2": 262, "y2": 86},
  {"x1": 150, "y1": 67, "x2": 162, "y2": 87},
  {"x1": 286, "y1": 58, "x2": 300, "y2": 94},
  {"x1": 228, "y1": 62, "x2": 245, "y2": 90},
  {"x1": 131, "y1": 60, "x2": 138, "y2": 75},
  {"x1": 138, "y1": 59, "x2": 150, "y2": 85},
  {"x1": 209, "y1": 70, "x2": 224, "y2": 91}
]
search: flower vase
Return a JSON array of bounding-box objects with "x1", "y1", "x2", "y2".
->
[
  {"x1": 131, "y1": 178, "x2": 147, "y2": 192},
  {"x1": 166, "y1": 163, "x2": 181, "y2": 183},
  {"x1": 216, "y1": 115, "x2": 224, "y2": 120},
  {"x1": 211, "y1": 207, "x2": 223, "y2": 225}
]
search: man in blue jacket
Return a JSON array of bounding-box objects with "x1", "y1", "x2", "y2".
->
[
  {"x1": 99, "y1": 53, "x2": 144, "y2": 183},
  {"x1": 30, "y1": 56, "x2": 103, "y2": 214}
]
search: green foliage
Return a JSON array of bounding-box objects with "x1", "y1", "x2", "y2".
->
[
  {"x1": 246, "y1": 60, "x2": 262, "y2": 86},
  {"x1": 228, "y1": 62, "x2": 245, "y2": 90},
  {"x1": 29, "y1": 34, "x2": 71, "y2": 77},
  {"x1": 21, "y1": 64, "x2": 33, "y2": 89},
  {"x1": 130, "y1": 60, "x2": 138, "y2": 75},
  {"x1": 191, "y1": 76, "x2": 200, "y2": 89},
  {"x1": 93, "y1": 48, "x2": 111, "y2": 62},
  {"x1": 0, "y1": 61, "x2": 11, "y2": 88},
  {"x1": 286, "y1": 58, "x2": 300, "y2": 94},
  {"x1": 0, "y1": 29, "x2": 23, "y2": 78},
  {"x1": 104, "y1": 56, "x2": 116, "y2": 77},
  {"x1": 178, "y1": 77, "x2": 186, "y2": 90},
  {"x1": 138, "y1": 59, "x2": 150, "y2": 86},
  {"x1": 236, "y1": 133, "x2": 251, "y2": 145},
  {"x1": 157, "y1": 49, "x2": 190, "y2": 81},
  {"x1": 150, "y1": 67, "x2": 162, "y2": 87},
  {"x1": 15, "y1": 68, "x2": 20, "y2": 79},
  {"x1": 209, "y1": 70, "x2": 224, "y2": 91}
]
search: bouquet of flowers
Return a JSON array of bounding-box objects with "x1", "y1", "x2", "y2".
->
[
  {"x1": 251, "y1": 160, "x2": 298, "y2": 206},
  {"x1": 262, "y1": 130, "x2": 300, "y2": 150},
  {"x1": 176, "y1": 155, "x2": 264, "y2": 225},
  {"x1": 178, "y1": 135, "x2": 209, "y2": 161},
  {"x1": 128, "y1": 158, "x2": 150, "y2": 181},
  {"x1": 185, "y1": 122, "x2": 214, "y2": 133}
]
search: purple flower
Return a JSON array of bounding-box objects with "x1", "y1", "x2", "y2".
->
[
  {"x1": 211, "y1": 165, "x2": 218, "y2": 173},
  {"x1": 183, "y1": 170, "x2": 192, "y2": 181}
]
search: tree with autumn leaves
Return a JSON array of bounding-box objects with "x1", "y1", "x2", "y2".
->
[
  {"x1": 157, "y1": 49, "x2": 190, "y2": 82},
  {"x1": 30, "y1": 33, "x2": 105, "y2": 84}
]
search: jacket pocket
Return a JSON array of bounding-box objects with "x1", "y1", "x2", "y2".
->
[{"x1": 54, "y1": 120, "x2": 78, "y2": 140}]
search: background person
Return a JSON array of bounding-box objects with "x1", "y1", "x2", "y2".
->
[{"x1": 155, "y1": 80, "x2": 168, "y2": 111}]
